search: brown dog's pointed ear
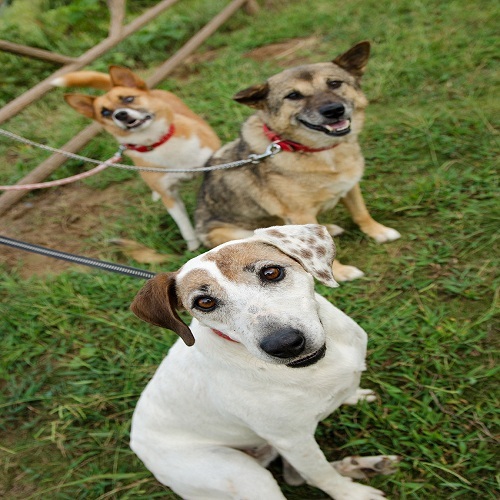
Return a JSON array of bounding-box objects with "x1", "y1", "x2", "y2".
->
[
  {"x1": 64, "y1": 93, "x2": 96, "y2": 118},
  {"x1": 253, "y1": 225, "x2": 339, "y2": 288},
  {"x1": 233, "y1": 82, "x2": 270, "y2": 109},
  {"x1": 108, "y1": 65, "x2": 148, "y2": 90},
  {"x1": 333, "y1": 41, "x2": 371, "y2": 78},
  {"x1": 130, "y1": 273, "x2": 195, "y2": 346}
]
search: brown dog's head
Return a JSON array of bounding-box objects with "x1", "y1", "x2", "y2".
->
[
  {"x1": 233, "y1": 41, "x2": 370, "y2": 145},
  {"x1": 130, "y1": 225, "x2": 339, "y2": 367},
  {"x1": 63, "y1": 66, "x2": 172, "y2": 139}
]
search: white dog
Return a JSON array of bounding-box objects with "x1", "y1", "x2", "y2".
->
[{"x1": 130, "y1": 224, "x2": 399, "y2": 499}]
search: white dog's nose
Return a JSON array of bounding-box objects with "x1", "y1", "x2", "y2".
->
[{"x1": 260, "y1": 328, "x2": 306, "y2": 358}]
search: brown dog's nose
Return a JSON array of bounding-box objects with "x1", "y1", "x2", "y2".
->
[
  {"x1": 260, "y1": 328, "x2": 306, "y2": 358},
  {"x1": 319, "y1": 103, "x2": 345, "y2": 120},
  {"x1": 114, "y1": 110, "x2": 129, "y2": 122}
]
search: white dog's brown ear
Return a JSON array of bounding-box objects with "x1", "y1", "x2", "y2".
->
[
  {"x1": 233, "y1": 82, "x2": 270, "y2": 109},
  {"x1": 333, "y1": 41, "x2": 371, "y2": 78},
  {"x1": 130, "y1": 273, "x2": 195, "y2": 346},
  {"x1": 64, "y1": 93, "x2": 96, "y2": 118},
  {"x1": 109, "y1": 65, "x2": 148, "y2": 90},
  {"x1": 253, "y1": 225, "x2": 339, "y2": 288}
]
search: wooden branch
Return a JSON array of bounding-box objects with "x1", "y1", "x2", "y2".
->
[
  {"x1": 0, "y1": 0, "x2": 180, "y2": 125},
  {"x1": 0, "y1": 123, "x2": 103, "y2": 216},
  {"x1": 107, "y1": 0, "x2": 126, "y2": 39},
  {"x1": 0, "y1": 39, "x2": 76, "y2": 65}
]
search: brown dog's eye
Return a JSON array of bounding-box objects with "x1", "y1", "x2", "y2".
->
[
  {"x1": 101, "y1": 107, "x2": 112, "y2": 117},
  {"x1": 285, "y1": 91, "x2": 304, "y2": 100},
  {"x1": 194, "y1": 296, "x2": 217, "y2": 311},
  {"x1": 260, "y1": 266, "x2": 285, "y2": 282},
  {"x1": 122, "y1": 96, "x2": 135, "y2": 104},
  {"x1": 327, "y1": 80, "x2": 342, "y2": 89}
]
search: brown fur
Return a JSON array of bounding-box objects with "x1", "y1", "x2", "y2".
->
[{"x1": 195, "y1": 41, "x2": 400, "y2": 281}]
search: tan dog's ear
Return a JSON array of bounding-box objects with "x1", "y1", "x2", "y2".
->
[
  {"x1": 109, "y1": 66, "x2": 148, "y2": 90},
  {"x1": 130, "y1": 273, "x2": 195, "y2": 346},
  {"x1": 233, "y1": 82, "x2": 270, "y2": 109},
  {"x1": 333, "y1": 41, "x2": 371, "y2": 78},
  {"x1": 64, "y1": 93, "x2": 96, "y2": 118},
  {"x1": 253, "y1": 225, "x2": 339, "y2": 288}
]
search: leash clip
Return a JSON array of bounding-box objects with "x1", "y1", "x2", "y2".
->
[{"x1": 247, "y1": 142, "x2": 282, "y2": 164}]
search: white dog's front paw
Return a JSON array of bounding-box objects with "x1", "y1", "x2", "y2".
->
[
  {"x1": 343, "y1": 388, "x2": 377, "y2": 405},
  {"x1": 332, "y1": 261, "x2": 365, "y2": 282},
  {"x1": 331, "y1": 479, "x2": 386, "y2": 500}
]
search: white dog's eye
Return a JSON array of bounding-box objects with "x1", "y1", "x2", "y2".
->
[
  {"x1": 260, "y1": 266, "x2": 285, "y2": 282},
  {"x1": 194, "y1": 296, "x2": 218, "y2": 312}
]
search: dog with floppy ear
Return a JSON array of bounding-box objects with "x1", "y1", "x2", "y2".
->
[
  {"x1": 130, "y1": 224, "x2": 399, "y2": 499},
  {"x1": 195, "y1": 41, "x2": 400, "y2": 280},
  {"x1": 52, "y1": 66, "x2": 221, "y2": 251}
]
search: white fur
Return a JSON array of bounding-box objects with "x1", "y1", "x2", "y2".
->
[{"x1": 130, "y1": 225, "x2": 396, "y2": 499}]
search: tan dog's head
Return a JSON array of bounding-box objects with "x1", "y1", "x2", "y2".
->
[
  {"x1": 233, "y1": 41, "x2": 370, "y2": 146},
  {"x1": 63, "y1": 66, "x2": 173, "y2": 140},
  {"x1": 131, "y1": 225, "x2": 339, "y2": 368}
]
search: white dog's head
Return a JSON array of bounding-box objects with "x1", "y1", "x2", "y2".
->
[{"x1": 131, "y1": 225, "x2": 338, "y2": 368}]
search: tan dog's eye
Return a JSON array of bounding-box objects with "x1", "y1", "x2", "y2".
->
[
  {"x1": 122, "y1": 96, "x2": 135, "y2": 104},
  {"x1": 284, "y1": 91, "x2": 304, "y2": 100},
  {"x1": 327, "y1": 80, "x2": 342, "y2": 89},
  {"x1": 260, "y1": 266, "x2": 285, "y2": 282},
  {"x1": 194, "y1": 296, "x2": 217, "y2": 311},
  {"x1": 101, "y1": 107, "x2": 112, "y2": 117}
]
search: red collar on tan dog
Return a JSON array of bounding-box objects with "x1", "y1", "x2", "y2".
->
[
  {"x1": 263, "y1": 124, "x2": 339, "y2": 153},
  {"x1": 212, "y1": 329, "x2": 238, "y2": 343},
  {"x1": 123, "y1": 124, "x2": 175, "y2": 153}
]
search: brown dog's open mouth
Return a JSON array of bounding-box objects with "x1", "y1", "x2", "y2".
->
[
  {"x1": 298, "y1": 118, "x2": 351, "y2": 137},
  {"x1": 286, "y1": 344, "x2": 326, "y2": 368},
  {"x1": 125, "y1": 114, "x2": 153, "y2": 129}
]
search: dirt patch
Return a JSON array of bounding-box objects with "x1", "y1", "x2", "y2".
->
[{"x1": 0, "y1": 181, "x2": 134, "y2": 278}]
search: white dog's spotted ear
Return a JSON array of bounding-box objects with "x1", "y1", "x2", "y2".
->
[
  {"x1": 253, "y1": 225, "x2": 339, "y2": 288},
  {"x1": 130, "y1": 273, "x2": 195, "y2": 346}
]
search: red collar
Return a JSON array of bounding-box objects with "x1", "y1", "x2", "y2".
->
[
  {"x1": 263, "y1": 124, "x2": 339, "y2": 153},
  {"x1": 212, "y1": 329, "x2": 238, "y2": 343},
  {"x1": 123, "y1": 124, "x2": 175, "y2": 152}
]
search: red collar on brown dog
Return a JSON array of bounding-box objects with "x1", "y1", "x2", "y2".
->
[{"x1": 123, "y1": 124, "x2": 176, "y2": 153}]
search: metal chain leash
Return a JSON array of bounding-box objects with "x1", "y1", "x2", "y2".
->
[{"x1": 0, "y1": 128, "x2": 282, "y2": 175}]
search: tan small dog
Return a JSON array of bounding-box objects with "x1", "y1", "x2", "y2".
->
[
  {"x1": 52, "y1": 66, "x2": 220, "y2": 251},
  {"x1": 195, "y1": 41, "x2": 400, "y2": 280}
]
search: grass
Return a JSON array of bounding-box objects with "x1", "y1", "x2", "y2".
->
[{"x1": 0, "y1": 0, "x2": 498, "y2": 498}]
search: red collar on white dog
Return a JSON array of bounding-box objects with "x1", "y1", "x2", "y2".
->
[
  {"x1": 263, "y1": 124, "x2": 339, "y2": 153},
  {"x1": 212, "y1": 329, "x2": 238, "y2": 343},
  {"x1": 123, "y1": 124, "x2": 175, "y2": 153}
]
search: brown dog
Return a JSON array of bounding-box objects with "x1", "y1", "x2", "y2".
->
[
  {"x1": 195, "y1": 41, "x2": 400, "y2": 280},
  {"x1": 52, "y1": 66, "x2": 220, "y2": 251}
]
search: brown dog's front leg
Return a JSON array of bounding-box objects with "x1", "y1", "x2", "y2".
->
[{"x1": 341, "y1": 184, "x2": 401, "y2": 243}]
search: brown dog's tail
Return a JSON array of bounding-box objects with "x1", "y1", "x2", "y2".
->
[{"x1": 51, "y1": 71, "x2": 112, "y2": 90}]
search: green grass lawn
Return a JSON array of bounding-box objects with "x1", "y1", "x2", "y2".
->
[{"x1": 0, "y1": 0, "x2": 498, "y2": 498}]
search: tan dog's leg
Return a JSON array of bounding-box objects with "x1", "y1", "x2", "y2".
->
[
  {"x1": 205, "y1": 225, "x2": 255, "y2": 247},
  {"x1": 342, "y1": 184, "x2": 401, "y2": 243},
  {"x1": 141, "y1": 172, "x2": 200, "y2": 251}
]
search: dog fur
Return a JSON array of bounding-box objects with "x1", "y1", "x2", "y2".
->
[
  {"x1": 130, "y1": 224, "x2": 399, "y2": 499},
  {"x1": 52, "y1": 66, "x2": 220, "y2": 250},
  {"x1": 195, "y1": 41, "x2": 400, "y2": 281}
]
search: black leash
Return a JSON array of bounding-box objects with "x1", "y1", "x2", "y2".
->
[{"x1": 0, "y1": 235, "x2": 156, "y2": 280}]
